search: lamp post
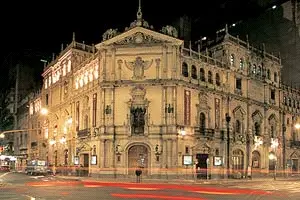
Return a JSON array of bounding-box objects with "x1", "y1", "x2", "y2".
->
[
  {"x1": 225, "y1": 113, "x2": 231, "y2": 179},
  {"x1": 269, "y1": 152, "x2": 277, "y2": 180}
]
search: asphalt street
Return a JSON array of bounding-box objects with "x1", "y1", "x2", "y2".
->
[{"x1": 0, "y1": 172, "x2": 299, "y2": 200}]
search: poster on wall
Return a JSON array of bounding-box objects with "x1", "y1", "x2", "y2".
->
[
  {"x1": 91, "y1": 155, "x2": 97, "y2": 165},
  {"x1": 183, "y1": 155, "x2": 193, "y2": 165},
  {"x1": 213, "y1": 156, "x2": 222, "y2": 166},
  {"x1": 74, "y1": 156, "x2": 79, "y2": 165}
]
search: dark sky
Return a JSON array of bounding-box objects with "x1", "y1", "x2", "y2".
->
[{"x1": 0, "y1": 0, "x2": 288, "y2": 79}]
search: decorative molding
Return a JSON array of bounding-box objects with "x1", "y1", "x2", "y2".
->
[{"x1": 114, "y1": 32, "x2": 166, "y2": 45}]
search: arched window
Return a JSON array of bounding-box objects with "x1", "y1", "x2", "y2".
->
[
  {"x1": 270, "y1": 125, "x2": 275, "y2": 138},
  {"x1": 267, "y1": 69, "x2": 270, "y2": 79},
  {"x1": 232, "y1": 149, "x2": 244, "y2": 174},
  {"x1": 230, "y1": 54, "x2": 235, "y2": 66},
  {"x1": 254, "y1": 122, "x2": 260, "y2": 136},
  {"x1": 191, "y1": 65, "x2": 197, "y2": 79},
  {"x1": 208, "y1": 71, "x2": 213, "y2": 83},
  {"x1": 239, "y1": 58, "x2": 244, "y2": 70},
  {"x1": 235, "y1": 120, "x2": 241, "y2": 133},
  {"x1": 274, "y1": 72, "x2": 278, "y2": 82},
  {"x1": 257, "y1": 66, "x2": 261, "y2": 76},
  {"x1": 64, "y1": 149, "x2": 68, "y2": 165},
  {"x1": 182, "y1": 62, "x2": 188, "y2": 77},
  {"x1": 200, "y1": 68, "x2": 205, "y2": 82},
  {"x1": 216, "y1": 73, "x2": 221, "y2": 86},
  {"x1": 252, "y1": 64, "x2": 257, "y2": 74},
  {"x1": 200, "y1": 113, "x2": 206, "y2": 134}
]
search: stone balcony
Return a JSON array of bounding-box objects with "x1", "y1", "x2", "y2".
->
[{"x1": 77, "y1": 128, "x2": 91, "y2": 138}]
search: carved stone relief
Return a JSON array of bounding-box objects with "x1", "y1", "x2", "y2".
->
[
  {"x1": 125, "y1": 57, "x2": 153, "y2": 80},
  {"x1": 114, "y1": 32, "x2": 166, "y2": 45}
]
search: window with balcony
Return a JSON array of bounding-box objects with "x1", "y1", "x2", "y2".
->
[
  {"x1": 200, "y1": 112, "x2": 206, "y2": 133},
  {"x1": 274, "y1": 72, "x2": 278, "y2": 82},
  {"x1": 130, "y1": 107, "x2": 146, "y2": 135},
  {"x1": 236, "y1": 78, "x2": 242, "y2": 90},
  {"x1": 270, "y1": 89, "x2": 275, "y2": 102}
]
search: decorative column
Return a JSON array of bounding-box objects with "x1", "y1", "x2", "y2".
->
[
  {"x1": 155, "y1": 58, "x2": 160, "y2": 80},
  {"x1": 111, "y1": 48, "x2": 116, "y2": 80},
  {"x1": 117, "y1": 59, "x2": 123, "y2": 81},
  {"x1": 99, "y1": 139, "x2": 105, "y2": 168},
  {"x1": 162, "y1": 45, "x2": 168, "y2": 79},
  {"x1": 102, "y1": 50, "x2": 107, "y2": 81}
]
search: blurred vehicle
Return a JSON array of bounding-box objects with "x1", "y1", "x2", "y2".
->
[
  {"x1": 0, "y1": 155, "x2": 12, "y2": 172},
  {"x1": 0, "y1": 164, "x2": 10, "y2": 172},
  {"x1": 25, "y1": 159, "x2": 47, "y2": 175}
]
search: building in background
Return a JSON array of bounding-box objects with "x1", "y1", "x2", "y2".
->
[{"x1": 229, "y1": 0, "x2": 300, "y2": 87}]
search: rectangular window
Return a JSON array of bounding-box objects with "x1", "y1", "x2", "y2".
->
[
  {"x1": 236, "y1": 78, "x2": 242, "y2": 90},
  {"x1": 76, "y1": 101, "x2": 80, "y2": 131},
  {"x1": 46, "y1": 94, "x2": 49, "y2": 105},
  {"x1": 92, "y1": 93, "x2": 97, "y2": 127},
  {"x1": 271, "y1": 89, "x2": 275, "y2": 100}
]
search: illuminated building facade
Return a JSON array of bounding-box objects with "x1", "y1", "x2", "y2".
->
[{"x1": 36, "y1": 5, "x2": 300, "y2": 178}]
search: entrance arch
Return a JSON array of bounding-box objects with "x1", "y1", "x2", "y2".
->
[
  {"x1": 128, "y1": 145, "x2": 149, "y2": 175},
  {"x1": 252, "y1": 151, "x2": 261, "y2": 168},
  {"x1": 232, "y1": 149, "x2": 244, "y2": 176}
]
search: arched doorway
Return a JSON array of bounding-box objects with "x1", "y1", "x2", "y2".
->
[
  {"x1": 252, "y1": 151, "x2": 260, "y2": 168},
  {"x1": 232, "y1": 149, "x2": 244, "y2": 177},
  {"x1": 252, "y1": 151, "x2": 261, "y2": 177},
  {"x1": 128, "y1": 145, "x2": 149, "y2": 175}
]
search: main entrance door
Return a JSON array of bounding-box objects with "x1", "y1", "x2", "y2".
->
[
  {"x1": 196, "y1": 154, "x2": 209, "y2": 179},
  {"x1": 128, "y1": 145, "x2": 148, "y2": 175}
]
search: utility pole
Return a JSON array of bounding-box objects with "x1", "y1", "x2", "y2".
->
[
  {"x1": 282, "y1": 111, "x2": 286, "y2": 177},
  {"x1": 226, "y1": 113, "x2": 231, "y2": 179}
]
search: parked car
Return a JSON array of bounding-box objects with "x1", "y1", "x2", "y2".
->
[
  {"x1": 25, "y1": 160, "x2": 47, "y2": 175},
  {"x1": 0, "y1": 165, "x2": 10, "y2": 172}
]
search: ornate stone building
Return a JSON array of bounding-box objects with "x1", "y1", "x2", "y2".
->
[{"x1": 35, "y1": 5, "x2": 300, "y2": 179}]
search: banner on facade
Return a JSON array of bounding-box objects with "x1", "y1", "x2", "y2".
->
[
  {"x1": 184, "y1": 90, "x2": 191, "y2": 125},
  {"x1": 215, "y1": 98, "x2": 220, "y2": 129}
]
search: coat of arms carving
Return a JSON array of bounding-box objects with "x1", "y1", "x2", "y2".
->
[{"x1": 125, "y1": 57, "x2": 153, "y2": 80}]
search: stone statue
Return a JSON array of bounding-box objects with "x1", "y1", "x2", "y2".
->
[
  {"x1": 161, "y1": 25, "x2": 178, "y2": 38},
  {"x1": 102, "y1": 28, "x2": 118, "y2": 41}
]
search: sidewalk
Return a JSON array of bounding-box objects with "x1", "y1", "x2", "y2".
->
[{"x1": 54, "y1": 174, "x2": 300, "y2": 185}]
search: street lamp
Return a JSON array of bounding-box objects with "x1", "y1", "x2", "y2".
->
[
  {"x1": 40, "y1": 108, "x2": 49, "y2": 116},
  {"x1": 225, "y1": 113, "x2": 231, "y2": 179},
  {"x1": 269, "y1": 152, "x2": 277, "y2": 180}
]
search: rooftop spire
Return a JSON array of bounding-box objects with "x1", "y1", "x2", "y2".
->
[
  {"x1": 137, "y1": 0, "x2": 142, "y2": 21},
  {"x1": 72, "y1": 32, "x2": 76, "y2": 41}
]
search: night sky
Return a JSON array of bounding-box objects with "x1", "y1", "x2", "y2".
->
[{"x1": 0, "y1": 0, "x2": 288, "y2": 86}]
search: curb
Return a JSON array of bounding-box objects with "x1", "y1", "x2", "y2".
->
[{"x1": 55, "y1": 175, "x2": 300, "y2": 185}]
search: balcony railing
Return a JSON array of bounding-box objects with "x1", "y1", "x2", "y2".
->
[
  {"x1": 194, "y1": 127, "x2": 215, "y2": 138},
  {"x1": 77, "y1": 128, "x2": 90, "y2": 138},
  {"x1": 290, "y1": 140, "x2": 300, "y2": 149}
]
